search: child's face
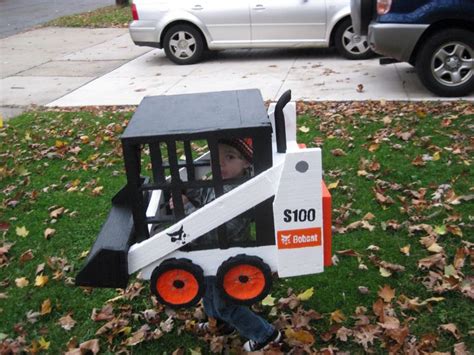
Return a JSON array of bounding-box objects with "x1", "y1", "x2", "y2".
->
[{"x1": 218, "y1": 144, "x2": 251, "y2": 180}]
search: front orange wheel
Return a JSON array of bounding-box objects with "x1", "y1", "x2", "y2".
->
[
  {"x1": 150, "y1": 258, "x2": 204, "y2": 308},
  {"x1": 216, "y1": 255, "x2": 272, "y2": 305}
]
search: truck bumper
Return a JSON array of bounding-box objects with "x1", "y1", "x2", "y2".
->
[{"x1": 368, "y1": 23, "x2": 428, "y2": 62}]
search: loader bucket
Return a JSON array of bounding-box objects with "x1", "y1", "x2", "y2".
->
[{"x1": 75, "y1": 183, "x2": 148, "y2": 289}]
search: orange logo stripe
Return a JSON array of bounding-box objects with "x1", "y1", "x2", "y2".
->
[{"x1": 277, "y1": 227, "x2": 322, "y2": 249}]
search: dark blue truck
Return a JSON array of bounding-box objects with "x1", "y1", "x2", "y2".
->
[{"x1": 351, "y1": 0, "x2": 473, "y2": 97}]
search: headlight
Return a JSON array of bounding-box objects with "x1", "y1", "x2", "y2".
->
[{"x1": 377, "y1": 0, "x2": 392, "y2": 15}]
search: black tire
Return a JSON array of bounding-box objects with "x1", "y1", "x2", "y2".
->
[
  {"x1": 216, "y1": 254, "x2": 272, "y2": 306},
  {"x1": 415, "y1": 28, "x2": 474, "y2": 97},
  {"x1": 150, "y1": 258, "x2": 204, "y2": 308},
  {"x1": 334, "y1": 18, "x2": 374, "y2": 60},
  {"x1": 163, "y1": 24, "x2": 205, "y2": 65}
]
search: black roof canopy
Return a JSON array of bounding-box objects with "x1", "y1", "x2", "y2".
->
[{"x1": 122, "y1": 89, "x2": 271, "y2": 142}]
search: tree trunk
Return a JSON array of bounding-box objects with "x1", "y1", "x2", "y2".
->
[{"x1": 116, "y1": 0, "x2": 129, "y2": 5}]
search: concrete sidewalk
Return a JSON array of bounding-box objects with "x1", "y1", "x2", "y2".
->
[
  {"x1": 1, "y1": 27, "x2": 472, "y2": 119},
  {"x1": 0, "y1": 27, "x2": 151, "y2": 118}
]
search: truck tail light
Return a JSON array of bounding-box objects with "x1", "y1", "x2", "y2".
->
[
  {"x1": 131, "y1": 3, "x2": 139, "y2": 20},
  {"x1": 377, "y1": 0, "x2": 392, "y2": 15}
]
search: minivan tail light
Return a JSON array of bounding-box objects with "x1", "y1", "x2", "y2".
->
[
  {"x1": 131, "y1": 3, "x2": 139, "y2": 20},
  {"x1": 377, "y1": 0, "x2": 392, "y2": 15}
]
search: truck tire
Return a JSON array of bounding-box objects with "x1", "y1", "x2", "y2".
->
[
  {"x1": 216, "y1": 254, "x2": 272, "y2": 306},
  {"x1": 163, "y1": 24, "x2": 205, "y2": 65},
  {"x1": 334, "y1": 18, "x2": 374, "y2": 60},
  {"x1": 150, "y1": 258, "x2": 204, "y2": 308},
  {"x1": 415, "y1": 28, "x2": 474, "y2": 97}
]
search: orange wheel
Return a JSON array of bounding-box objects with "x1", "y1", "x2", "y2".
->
[
  {"x1": 216, "y1": 255, "x2": 272, "y2": 305},
  {"x1": 150, "y1": 259, "x2": 204, "y2": 308}
]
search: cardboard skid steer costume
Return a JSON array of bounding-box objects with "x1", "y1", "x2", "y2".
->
[{"x1": 76, "y1": 89, "x2": 332, "y2": 308}]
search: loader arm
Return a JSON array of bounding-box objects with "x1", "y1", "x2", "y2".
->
[{"x1": 127, "y1": 160, "x2": 285, "y2": 274}]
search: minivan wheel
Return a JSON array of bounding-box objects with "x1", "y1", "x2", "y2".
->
[
  {"x1": 416, "y1": 29, "x2": 474, "y2": 97},
  {"x1": 334, "y1": 18, "x2": 374, "y2": 60},
  {"x1": 163, "y1": 24, "x2": 204, "y2": 65}
]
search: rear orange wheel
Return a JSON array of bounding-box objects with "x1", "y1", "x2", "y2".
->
[
  {"x1": 150, "y1": 258, "x2": 204, "y2": 308},
  {"x1": 216, "y1": 254, "x2": 272, "y2": 305}
]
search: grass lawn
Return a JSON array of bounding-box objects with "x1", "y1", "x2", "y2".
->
[
  {"x1": 0, "y1": 102, "x2": 473, "y2": 353},
  {"x1": 45, "y1": 5, "x2": 132, "y2": 28}
]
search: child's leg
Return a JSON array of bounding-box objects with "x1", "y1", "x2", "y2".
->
[{"x1": 206, "y1": 277, "x2": 275, "y2": 343}]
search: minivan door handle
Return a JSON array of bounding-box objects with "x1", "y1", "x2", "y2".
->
[
  {"x1": 253, "y1": 4, "x2": 266, "y2": 10},
  {"x1": 192, "y1": 4, "x2": 203, "y2": 10}
]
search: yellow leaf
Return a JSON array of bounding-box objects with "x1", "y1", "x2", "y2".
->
[
  {"x1": 368, "y1": 143, "x2": 379, "y2": 152},
  {"x1": 261, "y1": 294, "x2": 275, "y2": 306},
  {"x1": 35, "y1": 275, "x2": 49, "y2": 287},
  {"x1": 327, "y1": 180, "x2": 339, "y2": 190},
  {"x1": 330, "y1": 309, "x2": 346, "y2": 324},
  {"x1": 15, "y1": 277, "x2": 29, "y2": 288},
  {"x1": 379, "y1": 267, "x2": 392, "y2": 277},
  {"x1": 119, "y1": 326, "x2": 132, "y2": 335},
  {"x1": 299, "y1": 126, "x2": 310, "y2": 133},
  {"x1": 297, "y1": 287, "x2": 314, "y2": 301},
  {"x1": 400, "y1": 245, "x2": 410, "y2": 256},
  {"x1": 432, "y1": 152, "x2": 441, "y2": 161},
  {"x1": 16, "y1": 226, "x2": 29, "y2": 238},
  {"x1": 0, "y1": 114, "x2": 3, "y2": 128},
  {"x1": 40, "y1": 298, "x2": 52, "y2": 315},
  {"x1": 38, "y1": 337, "x2": 50, "y2": 350}
]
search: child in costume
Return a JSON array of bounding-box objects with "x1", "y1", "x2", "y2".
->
[{"x1": 171, "y1": 138, "x2": 282, "y2": 351}]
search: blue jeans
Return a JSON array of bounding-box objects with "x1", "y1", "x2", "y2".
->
[{"x1": 203, "y1": 276, "x2": 275, "y2": 343}]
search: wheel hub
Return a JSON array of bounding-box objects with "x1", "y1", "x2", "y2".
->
[
  {"x1": 178, "y1": 40, "x2": 188, "y2": 49},
  {"x1": 238, "y1": 275, "x2": 249, "y2": 283},
  {"x1": 445, "y1": 56, "x2": 460, "y2": 70},
  {"x1": 173, "y1": 280, "x2": 185, "y2": 289},
  {"x1": 353, "y1": 35, "x2": 361, "y2": 43}
]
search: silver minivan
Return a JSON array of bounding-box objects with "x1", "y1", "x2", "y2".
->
[{"x1": 130, "y1": 0, "x2": 373, "y2": 64}]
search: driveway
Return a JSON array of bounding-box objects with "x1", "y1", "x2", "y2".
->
[
  {"x1": 0, "y1": 0, "x2": 115, "y2": 38},
  {"x1": 1, "y1": 27, "x2": 472, "y2": 120}
]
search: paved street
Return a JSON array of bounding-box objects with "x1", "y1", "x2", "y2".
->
[{"x1": 0, "y1": 0, "x2": 115, "y2": 38}]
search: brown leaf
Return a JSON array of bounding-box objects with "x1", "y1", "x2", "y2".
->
[
  {"x1": 386, "y1": 326, "x2": 409, "y2": 344},
  {"x1": 336, "y1": 249, "x2": 361, "y2": 257},
  {"x1": 59, "y1": 314, "x2": 77, "y2": 331},
  {"x1": 125, "y1": 325, "x2": 149, "y2": 346},
  {"x1": 91, "y1": 304, "x2": 114, "y2": 322},
  {"x1": 15, "y1": 277, "x2": 29, "y2": 288},
  {"x1": 209, "y1": 336, "x2": 225, "y2": 353},
  {"x1": 330, "y1": 309, "x2": 346, "y2": 324},
  {"x1": 331, "y1": 148, "x2": 347, "y2": 157},
  {"x1": 40, "y1": 298, "x2": 52, "y2": 315},
  {"x1": 35, "y1": 274, "x2": 49, "y2": 287},
  {"x1": 44, "y1": 228, "x2": 56, "y2": 240},
  {"x1": 378, "y1": 285, "x2": 395, "y2": 303},
  {"x1": 79, "y1": 339, "x2": 100, "y2": 354},
  {"x1": 439, "y1": 323, "x2": 461, "y2": 340},
  {"x1": 284, "y1": 328, "x2": 315, "y2": 346},
  {"x1": 49, "y1": 206, "x2": 65, "y2": 219},
  {"x1": 19, "y1": 249, "x2": 34, "y2": 263},
  {"x1": 356, "y1": 84, "x2": 364, "y2": 93}
]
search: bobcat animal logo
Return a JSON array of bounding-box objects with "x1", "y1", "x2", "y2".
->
[
  {"x1": 167, "y1": 225, "x2": 187, "y2": 244},
  {"x1": 280, "y1": 234, "x2": 291, "y2": 245}
]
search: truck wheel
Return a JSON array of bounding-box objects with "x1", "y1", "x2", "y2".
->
[
  {"x1": 334, "y1": 18, "x2": 374, "y2": 60},
  {"x1": 150, "y1": 258, "x2": 204, "y2": 308},
  {"x1": 216, "y1": 254, "x2": 272, "y2": 306},
  {"x1": 163, "y1": 24, "x2": 205, "y2": 65},
  {"x1": 416, "y1": 29, "x2": 474, "y2": 97}
]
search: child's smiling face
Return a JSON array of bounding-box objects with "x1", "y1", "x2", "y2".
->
[{"x1": 218, "y1": 143, "x2": 251, "y2": 180}]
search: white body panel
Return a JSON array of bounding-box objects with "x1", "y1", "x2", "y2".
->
[{"x1": 130, "y1": 0, "x2": 353, "y2": 49}]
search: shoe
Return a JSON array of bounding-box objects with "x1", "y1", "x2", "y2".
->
[
  {"x1": 243, "y1": 329, "x2": 282, "y2": 352},
  {"x1": 196, "y1": 319, "x2": 236, "y2": 336}
]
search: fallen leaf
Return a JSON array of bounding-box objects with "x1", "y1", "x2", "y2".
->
[
  {"x1": 35, "y1": 274, "x2": 49, "y2": 287},
  {"x1": 356, "y1": 84, "x2": 364, "y2": 93},
  {"x1": 79, "y1": 339, "x2": 100, "y2": 354},
  {"x1": 330, "y1": 309, "x2": 346, "y2": 324},
  {"x1": 379, "y1": 267, "x2": 392, "y2": 277},
  {"x1": 38, "y1": 337, "x2": 50, "y2": 350},
  {"x1": 50, "y1": 207, "x2": 65, "y2": 219},
  {"x1": 40, "y1": 298, "x2": 52, "y2": 315},
  {"x1": 15, "y1": 277, "x2": 29, "y2": 288},
  {"x1": 261, "y1": 294, "x2": 275, "y2": 306},
  {"x1": 439, "y1": 323, "x2": 461, "y2": 340},
  {"x1": 331, "y1": 148, "x2": 347, "y2": 157},
  {"x1": 59, "y1": 314, "x2": 76, "y2": 331},
  {"x1": 327, "y1": 180, "x2": 339, "y2": 190},
  {"x1": 299, "y1": 126, "x2": 310, "y2": 133},
  {"x1": 378, "y1": 285, "x2": 395, "y2": 303},
  {"x1": 297, "y1": 287, "x2": 314, "y2": 301},
  {"x1": 19, "y1": 249, "x2": 34, "y2": 263},
  {"x1": 400, "y1": 245, "x2": 410, "y2": 256},
  {"x1": 44, "y1": 228, "x2": 56, "y2": 240},
  {"x1": 284, "y1": 328, "x2": 315, "y2": 345},
  {"x1": 16, "y1": 226, "x2": 29, "y2": 238}
]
